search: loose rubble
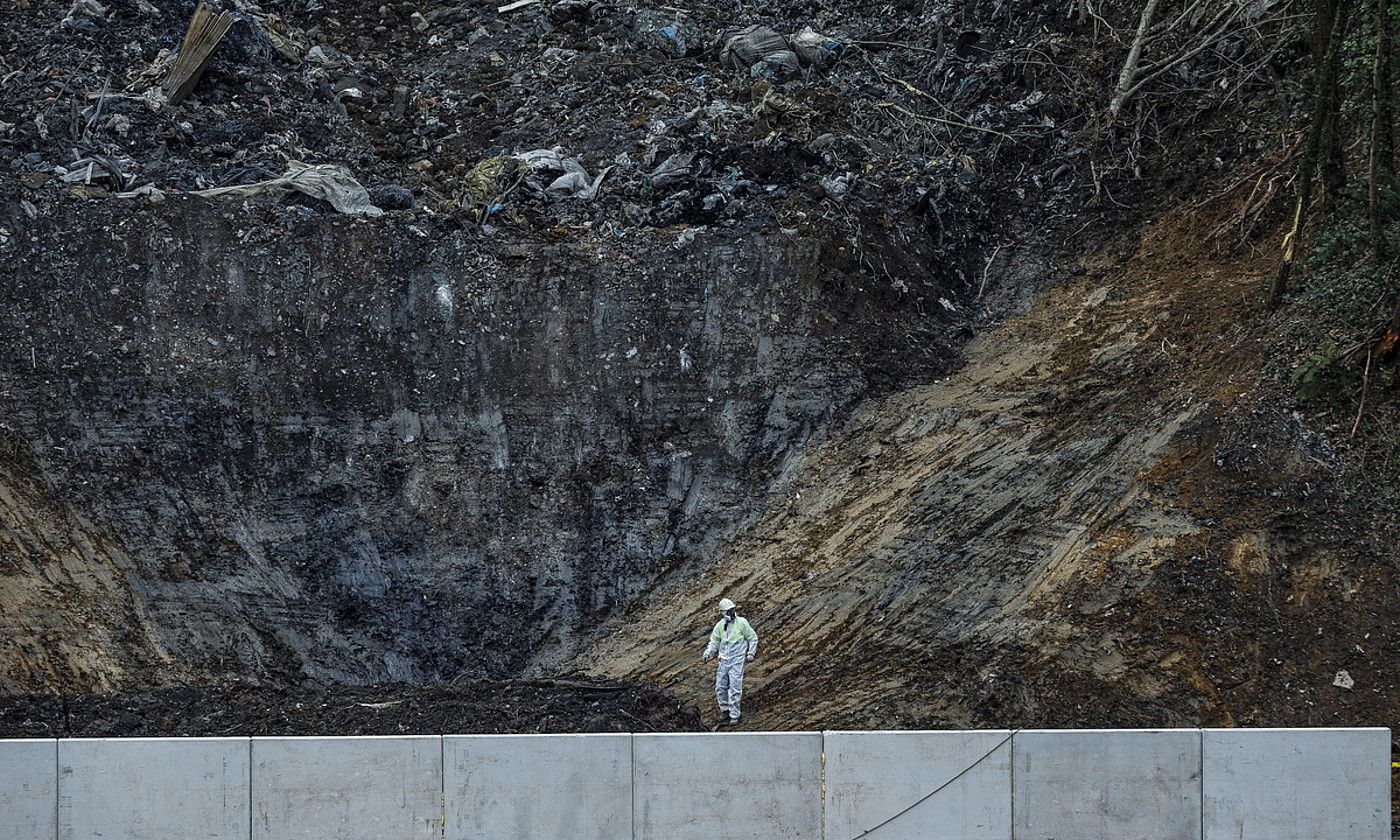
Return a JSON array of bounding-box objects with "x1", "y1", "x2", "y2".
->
[{"x1": 1, "y1": 0, "x2": 1114, "y2": 280}]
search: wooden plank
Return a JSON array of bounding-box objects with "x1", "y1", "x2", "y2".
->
[{"x1": 163, "y1": 2, "x2": 235, "y2": 104}]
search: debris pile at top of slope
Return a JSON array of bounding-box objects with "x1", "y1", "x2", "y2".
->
[{"x1": 2, "y1": 0, "x2": 1286, "y2": 269}]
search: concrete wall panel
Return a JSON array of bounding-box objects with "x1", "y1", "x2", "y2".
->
[
  {"x1": 633, "y1": 732, "x2": 821, "y2": 840},
  {"x1": 251, "y1": 735, "x2": 442, "y2": 840},
  {"x1": 823, "y1": 730, "x2": 1012, "y2": 840},
  {"x1": 1202, "y1": 727, "x2": 1390, "y2": 840},
  {"x1": 1012, "y1": 729, "x2": 1202, "y2": 840},
  {"x1": 1, "y1": 739, "x2": 57, "y2": 840},
  {"x1": 444, "y1": 733, "x2": 630, "y2": 840},
  {"x1": 57, "y1": 737, "x2": 250, "y2": 840}
]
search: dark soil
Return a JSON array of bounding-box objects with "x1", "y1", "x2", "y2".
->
[{"x1": 0, "y1": 678, "x2": 700, "y2": 737}]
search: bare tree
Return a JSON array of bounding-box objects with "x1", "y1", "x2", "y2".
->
[{"x1": 1108, "y1": 0, "x2": 1278, "y2": 120}]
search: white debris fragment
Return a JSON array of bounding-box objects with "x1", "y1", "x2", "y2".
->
[{"x1": 435, "y1": 284, "x2": 454, "y2": 316}]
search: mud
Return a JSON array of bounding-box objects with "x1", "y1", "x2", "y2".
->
[{"x1": 0, "y1": 677, "x2": 698, "y2": 737}]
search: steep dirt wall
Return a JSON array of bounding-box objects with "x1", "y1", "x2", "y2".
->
[
  {"x1": 0, "y1": 191, "x2": 961, "y2": 692},
  {"x1": 582, "y1": 204, "x2": 1400, "y2": 735}
]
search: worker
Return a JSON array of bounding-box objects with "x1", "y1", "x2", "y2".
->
[{"x1": 701, "y1": 597, "x2": 758, "y2": 725}]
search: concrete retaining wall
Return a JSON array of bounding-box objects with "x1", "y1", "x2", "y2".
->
[
  {"x1": 824, "y1": 730, "x2": 1012, "y2": 840},
  {"x1": 1, "y1": 739, "x2": 56, "y2": 840},
  {"x1": 58, "y1": 737, "x2": 249, "y2": 840},
  {"x1": 444, "y1": 734, "x2": 631, "y2": 840},
  {"x1": 633, "y1": 732, "x2": 823, "y2": 840},
  {"x1": 1, "y1": 728, "x2": 1389, "y2": 840},
  {"x1": 251, "y1": 736, "x2": 443, "y2": 840},
  {"x1": 1013, "y1": 729, "x2": 1202, "y2": 840},
  {"x1": 1202, "y1": 727, "x2": 1391, "y2": 840}
]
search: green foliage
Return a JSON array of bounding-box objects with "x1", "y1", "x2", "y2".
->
[
  {"x1": 1277, "y1": 2, "x2": 1400, "y2": 509},
  {"x1": 1288, "y1": 208, "x2": 1396, "y2": 411},
  {"x1": 1289, "y1": 340, "x2": 1350, "y2": 407},
  {"x1": 1284, "y1": 201, "x2": 1400, "y2": 502}
]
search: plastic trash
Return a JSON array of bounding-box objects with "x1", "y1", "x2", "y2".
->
[{"x1": 193, "y1": 161, "x2": 384, "y2": 215}]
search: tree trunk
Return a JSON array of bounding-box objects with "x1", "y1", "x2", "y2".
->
[
  {"x1": 1320, "y1": 0, "x2": 1351, "y2": 200},
  {"x1": 1272, "y1": 0, "x2": 1352, "y2": 308},
  {"x1": 1371, "y1": 0, "x2": 1395, "y2": 258},
  {"x1": 1109, "y1": 0, "x2": 1162, "y2": 119}
]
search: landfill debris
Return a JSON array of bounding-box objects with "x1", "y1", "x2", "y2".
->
[
  {"x1": 819, "y1": 172, "x2": 855, "y2": 201},
  {"x1": 58, "y1": 155, "x2": 136, "y2": 190},
  {"x1": 719, "y1": 25, "x2": 798, "y2": 78},
  {"x1": 368, "y1": 183, "x2": 415, "y2": 211},
  {"x1": 497, "y1": 0, "x2": 541, "y2": 13},
  {"x1": 460, "y1": 155, "x2": 522, "y2": 212},
  {"x1": 1333, "y1": 670, "x2": 1354, "y2": 690},
  {"x1": 303, "y1": 44, "x2": 343, "y2": 66},
  {"x1": 193, "y1": 162, "x2": 384, "y2": 216},
  {"x1": 790, "y1": 26, "x2": 842, "y2": 68},
  {"x1": 0, "y1": 0, "x2": 1115, "y2": 242},
  {"x1": 60, "y1": 0, "x2": 107, "y2": 31},
  {"x1": 513, "y1": 148, "x2": 612, "y2": 200},
  {"x1": 238, "y1": 7, "x2": 306, "y2": 63},
  {"x1": 631, "y1": 10, "x2": 696, "y2": 56},
  {"x1": 647, "y1": 152, "x2": 696, "y2": 191},
  {"x1": 164, "y1": 2, "x2": 236, "y2": 104}
]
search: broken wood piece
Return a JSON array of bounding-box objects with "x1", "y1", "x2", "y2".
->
[
  {"x1": 496, "y1": 0, "x2": 540, "y2": 13},
  {"x1": 163, "y1": 2, "x2": 235, "y2": 104}
]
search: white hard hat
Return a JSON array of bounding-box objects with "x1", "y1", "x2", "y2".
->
[{"x1": 718, "y1": 598, "x2": 736, "y2": 612}]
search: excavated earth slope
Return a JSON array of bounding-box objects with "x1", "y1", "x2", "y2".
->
[
  {"x1": 4, "y1": 0, "x2": 1110, "y2": 693},
  {"x1": 0, "y1": 194, "x2": 955, "y2": 691},
  {"x1": 582, "y1": 201, "x2": 1400, "y2": 736}
]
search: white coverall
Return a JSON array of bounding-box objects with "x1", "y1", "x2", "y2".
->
[{"x1": 703, "y1": 614, "x2": 758, "y2": 721}]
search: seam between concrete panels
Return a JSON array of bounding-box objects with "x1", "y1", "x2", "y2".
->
[
  {"x1": 247, "y1": 737, "x2": 253, "y2": 840},
  {"x1": 818, "y1": 733, "x2": 826, "y2": 840},
  {"x1": 1198, "y1": 728, "x2": 1205, "y2": 840},
  {"x1": 629, "y1": 733, "x2": 636, "y2": 840},
  {"x1": 53, "y1": 739, "x2": 59, "y2": 840},
  {"x1": 1009, "y1": 730, "x2": 1017, "y2": 840},
  {"x1": 439, "y1": 736, "x2": 446, "y2": 840}
]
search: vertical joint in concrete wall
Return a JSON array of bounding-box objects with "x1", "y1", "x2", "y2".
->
[
  {"x1": 630, "y1": 733, "x2": 637, "y2": 840},
  {"x1": 1008, "y1": 730, "x2": 1016, "y2": 840},
  {"x1": 1013, "y1": 728, "x2": 1024, "y2": 840},
  {"x1": 1197, "y1": 728, "x2": 1204, "y2": 840}
]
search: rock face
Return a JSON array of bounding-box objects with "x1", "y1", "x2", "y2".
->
[{"x1": 0, "y1": 194, "x2": 962, "y2": 691}]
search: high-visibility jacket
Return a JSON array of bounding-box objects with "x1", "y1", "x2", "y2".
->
[{"x1": 704, "y1": 615, "x2": 758, "y2": 662}]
